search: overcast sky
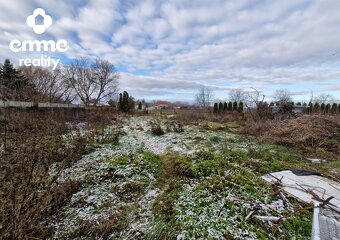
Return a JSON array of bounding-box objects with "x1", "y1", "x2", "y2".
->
[{"x1": 1, "y1": 0, "x2": 340, "y2": 102}]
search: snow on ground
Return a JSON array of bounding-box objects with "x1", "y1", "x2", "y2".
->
[
  {"x1": 118, "y1": 116, "x2": 236, "y2": 155},
  {"x1": 48, "y1": 116, "x2": 293, "y2": 239},
  {"x1": 49, "y1": 116, "x2": 241, "y2": 238}
]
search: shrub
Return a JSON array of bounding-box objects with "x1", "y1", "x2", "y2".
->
[
  {"x1": 174, "y1": 123, "x2": 184, "y2": 133},
  {"x1": 256, "y1": 101, "x2": 273, "y2": 120},
  {"x1": 166, "y1": 122, "x2": 184, "y2": 133},
  {"x1": 279, "y1": 102, "x2": 293, "y2": 114},
  {"x1": 0, "y1": 110, "x2": 118, "y2": 239},
  {"x1": 151, "y1": 121, "x2": 165, "y2": 136},
  {"x1": 0, "y1": 116, "x2": 86, "y2": 239}
]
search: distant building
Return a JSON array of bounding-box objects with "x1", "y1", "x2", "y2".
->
[
  {"x1": 135, "y1": 101, "x2": 146, "y2": 111},
  {"x1": 154, "y1": 101, "x2": 172, "y2": 109},
  {"x1": 270, "y1": 105, "x2": 307, "y2": 114}
]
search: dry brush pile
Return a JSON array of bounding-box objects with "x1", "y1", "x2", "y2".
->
[{"x1": 245, "y1": 115, "x2": 340, "y2": 158}]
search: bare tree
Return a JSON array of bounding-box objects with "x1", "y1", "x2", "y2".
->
[
  {"x1": 315, "y1": 94, "x2": 334, "y2": 104},
  {"x1": 244, "y1": 87, "x2": 272, "y2": 120},
  {"x1": 91, "y1": 59, "x2": 119, "y2": 105},
  {"x1": 195, "y1": 87, "x2": 214, "y2": 108},
  {"x1": 19, "y1": 66, "x2": 73, "y2": 103},
  {"x1": 273, "y1": 89, "x2": 292, "y2": 104},
  {"x1": 229, "y1": 89, "x2": 246, "y2": 103},
  {"x1": 245, "y1": 87, "x2": 265, "y2": 108},
  {"x1": 63, "y1": 57, "x2": 119, "y2": 106}
]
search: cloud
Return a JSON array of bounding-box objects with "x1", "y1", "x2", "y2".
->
[{"x1": 1, "y1": 0, "x2": 340, "y2": 101}]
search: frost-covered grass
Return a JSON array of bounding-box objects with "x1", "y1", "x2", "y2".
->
[
  {"x1": 49, "y1": 116, "x2": 328, "y2": 239},
  {"x1": 149, "y1": 151, "x2": 313, "y2": 239}
]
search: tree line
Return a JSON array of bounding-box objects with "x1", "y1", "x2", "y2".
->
[
  {"x1": 305, "y1": 102, "x2": 340, "y2": 114},
  {"x1": 195, "y1": 87, "x2": 339, "y2": 120},
  {"x1": 213, "y1": 101, "x2": 244, "y2": 113},
  {"x1": 0, "y1": 58, "x2": 119, "y2": 107}
]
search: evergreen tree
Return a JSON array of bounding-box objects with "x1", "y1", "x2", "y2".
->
[
  {"x1": 0, "y1": 59, "x2": 31, "y2": 101},
  {"x1": 233, "y1": 101, "x2": 237, "y2": 111},
  {"x1": 227, "y1": 101, "x2": 232, "y2": 111},
  {"x1": 296, "y1": 102, "x2": 301, "y2": 106},
  {"x1": 122, "y1": 91, "x2": 129, "y2": 112},
  {"x1": 331, "y1": 103, "x2": 337, "y2": 114},
  {"x1": 218, "y1": 102, "x2": 223, "y2": 113},
  {"x1": 213, "y1": 102, "x2": 218, "y2": 113},
  {"x1": 223, "y1": 102, "x2": 228, "y2": 112},
  {"x1": 232, "y1": 101, "x2": 238, "y2": 111},
  {"x1": 325, "y1": 103, "x2": 331, "y2": 114},
  {"x1": 238, "y1": 101, "x2": 244, "y2": 113},
  {"x1": 138, "y1": 101, "x2": 142, "y2": 110},
  {"x1": 314, "y1": 102, "x2": 320, "y2": 112},
  {"x1": 320, "y1": 103, "x2": 326, "y2": 113},
  {"x1": 338, "y1": 103, "x2": 340, "y2": 114},
  {"x1": 118, "y1": 91, "x2": 132, "y2": 112},
  {"x1": 308, "y1": 102, "x2": 313, "y2": 114}
]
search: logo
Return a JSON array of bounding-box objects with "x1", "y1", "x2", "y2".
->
[
  {"x1": 9, "y1": 8, "x2": 69, "y2": 70},
  {"x1": 26, "y1": 8, "x2": 53, "y2": 34}
]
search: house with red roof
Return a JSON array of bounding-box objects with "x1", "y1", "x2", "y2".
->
[{"x1": 154, "y1": 100, "x2": 172, "y2": 109}]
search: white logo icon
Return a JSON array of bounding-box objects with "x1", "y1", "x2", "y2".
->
[{"x1": 26, "y1": 8, "x2": 52, "y2": 34}]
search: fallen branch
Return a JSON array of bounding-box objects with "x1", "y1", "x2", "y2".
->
[
  {"x1": 255, "y1": 215, "x2": 286, "y2": 223},
  {"x1": 269, "y1": 174, "x2": 283, "y2": 184},
  {"x1": 244, "y1": 210, "x2": 256, "y2": 222},
  {"x1": 268, "y1": 175, "x2": 291, "y2": 206},
  {"x1": 244, "y1": 205, "x2": 260, "y2": 222},
  {"x1": 319, "y1": 196, "x2": 334, "y2": 208}
]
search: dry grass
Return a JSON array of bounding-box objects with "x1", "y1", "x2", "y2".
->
[
  {"x1": 0, "y1": 109, "x2": 118, "y2": 239},
  {"x1": 244, "y1": 115, "x2": 340, "y2": 158},
  {"x1": 70, "y1": 206, "x2": 130, "y2": 239},
  {"x1": 169, "y1": 110, "x2": 244, "y2": 125}
]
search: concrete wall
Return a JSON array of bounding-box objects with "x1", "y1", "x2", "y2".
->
[
  {"x1": 0, "y1": 101, "x2": 85, "y2": 119},
  {"x1": 37, "y1": 102, "x2": 84, "y2": 108},
  {"x1": 0, "y1": 101, "x2": 34, "y2": 108},
  {"x1": 0, "y1": 101, "x2": 84, "y2": 109}
]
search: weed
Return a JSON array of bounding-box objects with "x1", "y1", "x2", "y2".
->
[
  {"x1": 68, "y1": 205, "x2": 131, "y2": 239},
  {"x1": 150, "y1": 120, "x2": 165, "y2": 136},
  {"x1": 210, "y1": 135, "x2": 221, "y2": 143}
]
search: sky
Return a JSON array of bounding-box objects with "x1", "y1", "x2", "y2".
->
[{"x1": 0, "y1": 0, "x2": 340, "y2": 102}]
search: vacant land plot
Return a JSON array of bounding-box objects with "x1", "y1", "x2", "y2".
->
[{"x1": 45, "y1": 115, "x2": 339, "y2": 239}]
